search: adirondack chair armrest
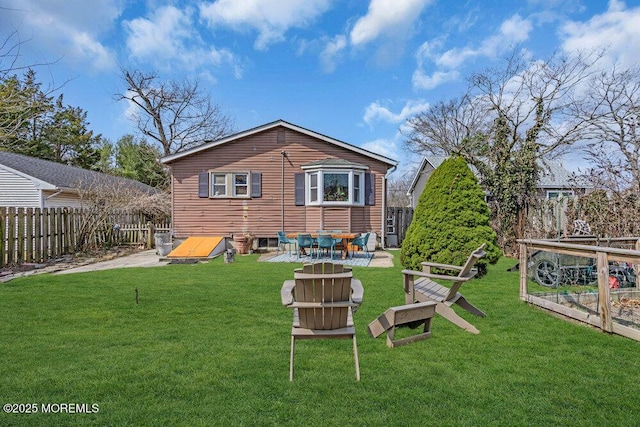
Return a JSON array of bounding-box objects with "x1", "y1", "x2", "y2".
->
[
  {"x1": 420, "y1": 261, "x2": 464, "y2": 272},
  {"x1": 401, "y1": 269, "x2": 474, "y2": 282},
  {"x1": 281, "y1": 280, "x2": 296, "y2": 306},
  {"x1": 351, "y1": 279, "x2": 364, "y2": 306}
]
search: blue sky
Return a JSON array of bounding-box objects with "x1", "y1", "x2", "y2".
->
[{"x1": 3, "y1": 0, "x2": 640, "y2": 176}]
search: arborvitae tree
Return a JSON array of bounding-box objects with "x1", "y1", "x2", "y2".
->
[{"x1": 400, "y1": 156, "x2": 501, "y2": 275}]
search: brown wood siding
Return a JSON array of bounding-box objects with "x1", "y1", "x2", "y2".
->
[
  {"x1": 304, "y1": 207, "x2": 322, "y2": 232},
  {"x1": 321, "y1": 207, "x2": 350, "y2": 232},
  {"x1": 168, "y1": 126, "x2": 391, "y2": 239}
]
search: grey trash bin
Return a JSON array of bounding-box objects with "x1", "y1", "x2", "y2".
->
[{"x1": 154, "y1": 233, "x2": 171, "y2": 255}]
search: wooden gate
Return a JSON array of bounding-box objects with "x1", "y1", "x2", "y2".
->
[{"x1": 386, "y1": 207, "x2": 413, "y2": 248}]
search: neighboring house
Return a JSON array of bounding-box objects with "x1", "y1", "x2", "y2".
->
[
  {"x1": 160, "y1": 120, "x2": 398, "y2": 247},
  {"x1": 0, "y1": 151, "x2": 157, "y2": 208},
  {"x1": 407, "y1": 156, "x2": 591, "y2": 208}
]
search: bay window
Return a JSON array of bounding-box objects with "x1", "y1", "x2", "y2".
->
[{"x1": 305, "y1": 170, "x2": 365, "y2": 206}]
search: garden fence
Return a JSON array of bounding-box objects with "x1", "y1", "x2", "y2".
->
[{"x1": 0, "y1": 207, "x2": 170, "y2": 267}]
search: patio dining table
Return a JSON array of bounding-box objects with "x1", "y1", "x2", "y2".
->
[{"x1": 287, "y1": 232, "x2": 360, "y2": 260}]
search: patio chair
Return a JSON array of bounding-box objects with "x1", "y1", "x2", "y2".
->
[
  {"x1": 350, "y1": 232, "x2": 370, "y2": 257},
  {"x1": 281, "y1": 262, "x2": 363, "y2": 381},
  {"x1": 316, "y1": 234, "x2": 336, "y2": 259},
  {"x1": 330, "y1": 229, "x2": 344, "y2": 250},
  {"x1": 296, "y1": 234, "x2": 315, "y2": 260},
  {"x1": 402, "y1": 244, "x2": 486, "y2": 334},
  {"x1": 277, "y1": 231, "x2": 295, "y2": 256}
]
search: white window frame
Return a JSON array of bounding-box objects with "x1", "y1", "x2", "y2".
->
[
  {"x1": 209, "y1": 171, "x2": 251, "y2": 199},
  {"x1": 353, "y1": 173, "x2": 361, "y2": 204},
  {"x1": 211, "y1": 173, "x2": 227, "y2": 197},
  {"x1": 309, "y1": 172, "x2": 319, "y2": 203},
  {"x1": 305, "y1": 169, "x2": 365, "y2": 206},
  {"x1": 546, "y1": 190, "x2": 574, "y2": 200},
  {"x1": 232, "y1": 173, "x2": 249, "y2": 197}
]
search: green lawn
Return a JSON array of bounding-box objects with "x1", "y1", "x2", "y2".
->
[{"x1": 1, "y1": 253, "x2": 639, "y2": 426}]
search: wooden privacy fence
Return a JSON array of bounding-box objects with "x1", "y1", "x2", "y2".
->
[
  {"x1": 386, "y1": 207, "x2": 413, "y2": 248},
  {"x1": 0, "y1": 207, "x2": 170, "y2": 267}
]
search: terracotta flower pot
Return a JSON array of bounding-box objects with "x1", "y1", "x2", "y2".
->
[{"x1": 234, "y1": 236, "x2": 250, "y2": 254}]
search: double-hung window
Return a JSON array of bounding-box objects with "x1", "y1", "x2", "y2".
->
[
  {"x1": 233, "y1": 173, "x2": 248, "y2": 197},
  {"x1": 201, "y1": 171, "x2": 261, "y2": 199},
  {"x1": 211, "y1": 174, "x2": 227, "y2": 197}
]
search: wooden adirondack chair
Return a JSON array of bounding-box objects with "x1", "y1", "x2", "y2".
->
[
  {"x1": 281, "y1": 262, "x2": 363, "y2": 381},
  {"x1": 402, "y1": 244, "x2": 486, "y2": 334}
]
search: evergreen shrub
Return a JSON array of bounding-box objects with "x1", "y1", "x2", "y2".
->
[{"x1": 400, "y1": 156, "x2": 501, "y2": 275}]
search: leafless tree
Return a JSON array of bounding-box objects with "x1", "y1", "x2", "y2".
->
[
  {"x1": 404, "y1": 49, "x2": 601, "y2": 254},
  {"x1": 118, "y1": 69, "x2": 235, "y2": 156},
  {"x1": 74, "y1": 176, "x2": 170, "y2": 251},
  {"x1": 1, "y1": 27, "x2": 64, "y2": 145},
  {"x1": 404, "y1": 95, "x2": 487, "y2": 158},
  {"x1": 387, "y1": 173, "x2": 413, "y2": 207},
  {"x1": 577, "y1": 66, "x2": 640, "y2": 194}
]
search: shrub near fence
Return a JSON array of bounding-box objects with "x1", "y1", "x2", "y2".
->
[{"x1": 0, "y1": 207, "x2": 170, "y2": 267}]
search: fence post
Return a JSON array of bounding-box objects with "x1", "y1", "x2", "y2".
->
[
  {"x1": 7, "y1": 207, "x2": 16, "y2": 265},
  {"x1": 147, "y1": 222, "x2": 153, "y2": 249},
  {"x1": 596, "y1": 251, "x2": 612, "y2": 333},
  {"x1": 519, "y1": 243, "x2": 528, "y2": 301},
  {"x1": 0, "y1": 207, "x2": 4, "y2": 267}
]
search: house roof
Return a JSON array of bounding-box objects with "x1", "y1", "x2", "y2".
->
[
  {"x1": 301, "y1": 158, "x2": 368, "y2": 170},
  {"x1": 408, "y1": 155, "x2": 591, "y2": 195},
  {"x1": 0, "y1": 151, "x2": 158, "y2": 194},
  {"x1": 407, "y1": 156, "x2": 448, "y2": 195},
  {"x1": 160, "y1": 119, "x2": 398, "y2": 167}
]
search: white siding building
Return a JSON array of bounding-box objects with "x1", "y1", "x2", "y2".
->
[{"x1": 0, "y1": 152, "x2": 157, "y2": 208}]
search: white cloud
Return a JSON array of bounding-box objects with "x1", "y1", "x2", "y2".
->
[
  {"x1": 320, "y1": 35, "x2": 347, "y2": 73},
  {"x1": 435, "y1": 14, "x2": 533, "y2": 69},
  {"x1": 412, "y1": 69, "x2": 459, "y2": 90},
  {"x1": 2, "y1": 0, "x2": 120, "y2": 71},
  {"x1": 412, "y1": 13, "x2": 532, "y2": 90},
  {"x1": 435, "y1": 46, "x2": 477, "y2": 69},
  {"x1": 124, "y1": 6, "x2": 238, "y2": 73},
  {"x1": 350, "y1": 0, "x2": 433, "y2": 46},
  {"x1": 361, "y1": 137, "x2": 399, "y2": 162},
  {"x1": 125, "y1": 6, "x2": 192, "y2": 61},
  {"x1": 364, "y1": 99, "x2": 430, "y2": 125},
  {"x1": 499, "y1": 14, "x2": 534, "y2": 43},
  {"x1": 560, "y1": 0, "x2": 640, "y2": 69},
  {"x1": 199, "y1": 0, "x2": 332, "y2": 50},
  {"x1": 71, "y1": 32, "x2": 115, "y2": 71}
]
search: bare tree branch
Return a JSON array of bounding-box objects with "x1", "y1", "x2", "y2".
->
[
  {"x1": 117, "y1": 69, "x2": 235, "y2": 156},
  {"x1": 576, "y1": 66, "x2": 640, "y2": 194}
]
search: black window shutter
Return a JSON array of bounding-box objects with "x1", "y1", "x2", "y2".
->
[
  {"x1": 365, "y1": 173, "x2": 375, "y2": 205},
  {"x1": 198, "y1": 172, "x2": 209, "y2": 198},
  {"x1": 251, "y1": 172, "x2": 262, "y2": 198},
  {"x1": 294, "y1": 173, "x2": 305, "y2": 206}
]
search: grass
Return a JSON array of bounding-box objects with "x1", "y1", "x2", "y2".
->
[{"x1": 1, "y1": 253, "x2": 639, "y2": 426}]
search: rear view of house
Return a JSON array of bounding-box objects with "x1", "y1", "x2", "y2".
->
[{"x1": 161, "y1": 120, "x2": 398, "y2": 248}]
